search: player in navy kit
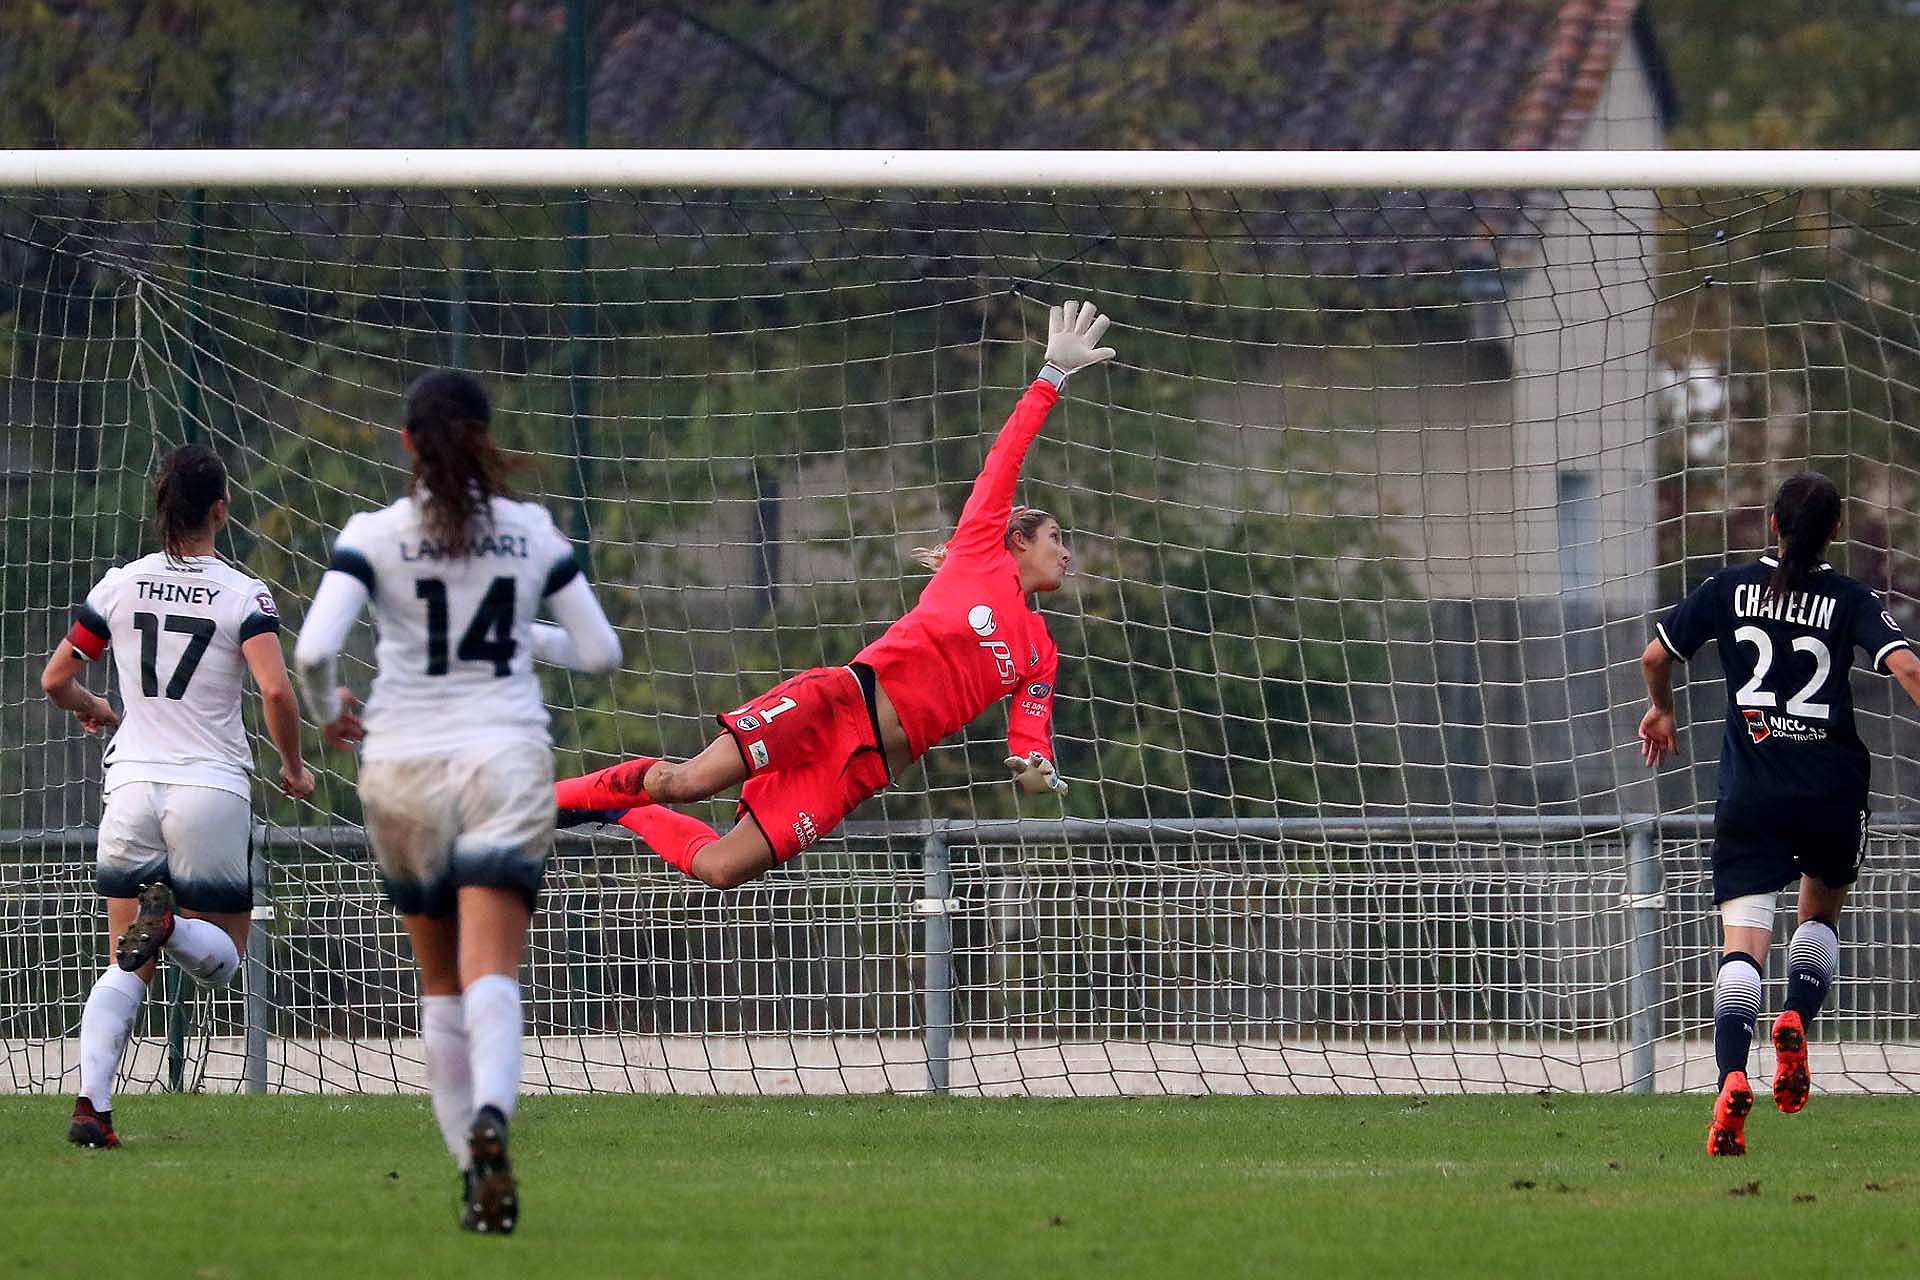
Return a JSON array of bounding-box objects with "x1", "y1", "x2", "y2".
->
[{"x1": 1639, "y1": 472, "x2": 1920, "y2": 1155}]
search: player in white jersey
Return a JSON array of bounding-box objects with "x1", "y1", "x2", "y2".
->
[
  {"x1": 40, "y1": 444, "x2": 313, "y2": 1149},
  {"x1": 295, "y1": 370, "x2": 620, "y2": 1236}
]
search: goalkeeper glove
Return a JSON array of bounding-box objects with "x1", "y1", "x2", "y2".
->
[
  {"x1": 1006, "y1": 752, "x2": 1069, "y2": 795},
  {"x1": 1038, "y1": 300, "x2": 1116, "y2": 387}
]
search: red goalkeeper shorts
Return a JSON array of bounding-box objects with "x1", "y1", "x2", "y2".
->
[{"x1": 718, "y1": 665, "x2": 890, "y2": 863}]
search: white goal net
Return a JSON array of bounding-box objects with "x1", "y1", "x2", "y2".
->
[{"x1": 4, "y1": 152, "x2": 1920, "y2": 1097}]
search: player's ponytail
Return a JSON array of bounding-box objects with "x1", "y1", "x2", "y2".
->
[
  {"x1": 404, "y1": 369, "x2": 517, "y2": 552},
  {"x1": 1768, "y1": 470, "x2": 1842, "y2": 599},
  {"x1": 910, "y1": 506, "x2": 1056, "y2": 573},
  {"x1": 153, "y1": 443, "x2": 228, "y2": 563}
]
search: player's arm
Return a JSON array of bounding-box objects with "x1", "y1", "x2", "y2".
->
[
  {"x1": 293, "y1": 540, "x2": 373, "y2": 751},
  {"x1": 529, "y1": 551, "x2": 621, "y2": 674},
  {"x1": 1004, "y1": 651, "x2": 1067, "y2": 795},
  {"x1": 1640, "y1": 576, "x2": 1718, "y2": 768},
  {"x1": 41, "y1": 575, "x2": 119, "y2": 734},
  {"x1": 40, "y1": 638, "x2": 117, "y2": 733},
  {"x1": 241, "y1": 624, "x2": 315, "y2": 799},
  {"x1": 946, "y1": 302, "x2": 1114, "y2": 562},
  {"x1": 1638, "y1": 638, "x2": 1679, "y2": 767},
  {"x1": 1886, "y1": 648, "x2": 1920, "y2": 709},
  {"x1": 1851, "y1": 587, "x2": 1919, "y2": 705}
]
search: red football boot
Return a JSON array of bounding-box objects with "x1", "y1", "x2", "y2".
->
[
  {"x1": 1706, "y1": 1070, "x2": 1754, "y2": 1157},
  {"x1": 1771, "y1": 1010, "x2": 1810, "y2": 1114}
]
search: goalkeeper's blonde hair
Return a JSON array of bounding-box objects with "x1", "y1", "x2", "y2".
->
[{"x1": 910, "y1": 506, "x2": 1056, "y2": 572}]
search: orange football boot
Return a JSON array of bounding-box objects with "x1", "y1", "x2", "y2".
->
[
  {"x1": 1771, "y1": 1010, "x2": 1810, "y2": 1114},
  {"x1": 1706, "y1": 1070, "x2": 1753, "y2": 1156}
]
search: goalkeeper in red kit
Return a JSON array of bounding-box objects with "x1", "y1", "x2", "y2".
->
[{"x1": 553, "y1": 301, "x2": 1115, "y2": 889}]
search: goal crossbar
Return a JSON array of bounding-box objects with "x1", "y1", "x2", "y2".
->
[{"x1": 2, "y1": 148, "x2": 1919, "y2": 190}]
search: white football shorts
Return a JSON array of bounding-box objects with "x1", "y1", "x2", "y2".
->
[
  {"x1": 357, "y1": 738, "x2": 556, "y2": 918},
  {"x1": 96, "y1": 781, "x2": 253, "y2": 913}
]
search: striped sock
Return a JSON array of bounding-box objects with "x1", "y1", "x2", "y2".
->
[
  {"x1": 1783, "y1": 920, "x2": 1838, "y2": 1030},
  {"x1": 1714, "y1": 951, "x2": 1764, "y2": 1087}
]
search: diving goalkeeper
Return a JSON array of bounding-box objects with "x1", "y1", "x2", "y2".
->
[{"x1": 552, "y1": 301, "x2": 1115, "y2": 889}]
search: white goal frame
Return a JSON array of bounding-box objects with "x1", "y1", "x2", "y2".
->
[
  {"x1": 1, "y1": 148, "x2": 1918, "y2": 191},
  {"x1": 8, "y1": 149, "x2": 1920, "y2": 1100}
]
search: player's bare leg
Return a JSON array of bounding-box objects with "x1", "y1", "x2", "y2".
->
[
  {"x1": 686, "y1": 819, "x2": 776, "y2": 889},
  {"x1": 614, "y1": 806, "x2": 774, "y2": 890},
  {"x1": 75, "y1": 893, "x2": 249, "y2": 1148},
  {"x1": 642, "y1": 735, "x2": 749, "y2": 805},
  {"x1": 556, "y1": 735, "x2": 749, "y2": 827},
  {"x1": 1773, "y1": 877, "x2": 1847, "y2": 1114}
]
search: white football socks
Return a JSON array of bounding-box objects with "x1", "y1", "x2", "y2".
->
[
  {"x1": 421, "y1": 994, "x2": 474, "y2": 1169},
  {"x1": 463, "y1": 974, "x2": 523, "y2": 1121},
  {"x1": 164, "y1": 917, "x2": 241, "y2": 986},
  {"x1": 78, "y1": 967, "x2": 147, "y2": 1111}
]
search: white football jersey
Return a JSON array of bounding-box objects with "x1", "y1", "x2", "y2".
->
[
  {"x1": 72, "y1": 553, "x2": 280, "y2": 799},
  {"x1": 327, "y1": 494, "x2": 580, "y2": 759}
]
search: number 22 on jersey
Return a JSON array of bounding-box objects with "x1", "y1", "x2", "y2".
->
[{"x1": 1733, "y1": 625, "x2": 1832, "y2": 721}]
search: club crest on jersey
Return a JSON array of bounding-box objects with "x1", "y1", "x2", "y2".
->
[
  {"x1": 255, "y1": 591, "x2": 279, "y2": 617},
  {"x1": 735, "y1": 713, "x2": 761, "y2": 732},
  {"x1": 1884, "y1": 611, "x2": 1904, "y2": 635},
  {"x1": 749, "y1": 740, "x2": 770, "y2": 769},
  {"x1": 967, "y1": 604, "x2": 997, "y2": 637},
  {"x1": 792, "y1": 811, "x2": 819, "y2": 850},
  {"x1": 1743, "y1": 709, "x2": 1770, "y2": 743}
]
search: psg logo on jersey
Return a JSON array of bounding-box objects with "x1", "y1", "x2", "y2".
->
[{"x1": 1743, "y1": 708, "x2": 1771, "y2": 744}]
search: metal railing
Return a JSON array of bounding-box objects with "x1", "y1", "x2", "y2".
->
[{"x1": 8, "y1": 814, "x2": 1920, "y2": 1097}]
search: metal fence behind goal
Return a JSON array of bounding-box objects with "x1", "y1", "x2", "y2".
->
[{"x1": 7, "y1": 815, "x2": 1920, "y2": 1097}]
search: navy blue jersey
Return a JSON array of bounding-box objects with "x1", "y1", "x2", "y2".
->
[{"x1": 1657, "y1": 556, "x2": 1909, "y2": 831}]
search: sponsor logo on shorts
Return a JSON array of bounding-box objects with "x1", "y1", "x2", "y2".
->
[
  {"x1": 1027, "y1": 682, "x2": 1052, "y2": 698},
  {"x1": 967, "y1": 604, "x2": 996, "y2": 637},
  {"x1": 749, "y1": 740, "x2": 770, "y2": 770},
  {"x1": 792, "y1": 811, "x2": 819, "y2": 850},
  {"x1": 735, "y1": 714, "x2": 761, "y2": 732}
]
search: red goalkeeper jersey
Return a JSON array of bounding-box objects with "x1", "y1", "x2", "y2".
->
[{"x1": 855, "y1": 379, "x2": 1062, "y2": 764}]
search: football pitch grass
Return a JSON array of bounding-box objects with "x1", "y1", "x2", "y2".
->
[{"x1": 2, "y1": 1094, "x2": 1916, "y2": 1278}]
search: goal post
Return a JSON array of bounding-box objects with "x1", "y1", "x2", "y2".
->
[{"x1": 5, "y1": 149, "x2": 1920, "y2": 1098}]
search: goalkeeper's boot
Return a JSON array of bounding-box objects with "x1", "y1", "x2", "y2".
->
[
  {"x1": 1706, "y1": 1070, "x2": 1753, "y2": 1157},
  {"x1": 556, "y1": 807, "x2": 628, "y2": 831},
  {"x1": 1771, "y1": 1010, "x2": 1811, "y2": 1114},
  {"x1": 67, "y1": 1097, "x2": 119, "y2": 1149},
  {"x1": 115, "y1": 882, "x2": 176, "y2": 972},
  {"x1": 465, "y1": 1105, "x2": 518, "y2": 1235}
]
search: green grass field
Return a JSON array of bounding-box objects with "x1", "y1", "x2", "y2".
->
[{"x1": 1, "y1": 1093, "x2": 1915, "y2": 1278}]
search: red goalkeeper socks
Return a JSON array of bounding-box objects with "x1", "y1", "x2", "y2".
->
[
  {"x1": 617, "y1": 806, "x2": 719, "y2": 877},
  {"x1": 554, "y1": 758, "x2": 660, "y2": 811}
]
